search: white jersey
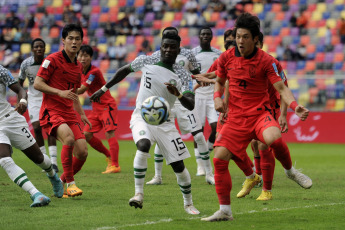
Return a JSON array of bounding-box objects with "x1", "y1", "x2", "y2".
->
[
  {"x1": 18, "y1": 56, "x2": 43, "y2": 100},
  {"x1": 192, "y1": 46, "x2": 222, "y2": 98},
  {"x1": 0, "y1": 65, "x2": 17, "y2": 122}
]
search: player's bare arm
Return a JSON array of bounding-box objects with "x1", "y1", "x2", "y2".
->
[
  {"x1": 73, "y1": 99, "x2": 92, "y2": 129},
  {"x1": 90, "y1": 64, "x2": 132, "y2": 102},
  {"x1": 279, "y1": 96, "x2": 288, "y2": 133},
  {"x1": 164, "y1": 82, "x2": 195, "y2": 111},
  {"x1": 213, "y1": 76, "x2": 226, "y2": 113},
  {"x1": 273, "y1": 80, "x2": 309, "y2": 121},
  {"x1": 9, "y1": 82, "x2": 27, "y2": 115},
  {"x1": 34, "y1": 76, "x2": 79, "y2": 101},
  {"x1": 77, "y1": 85, "x2": 89, "y2": 95}
]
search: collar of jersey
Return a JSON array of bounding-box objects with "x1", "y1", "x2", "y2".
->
[
  {"x1": 83, "y1": 64, "x2": 92, "y2": 75},
  {"x1": 235, "y1": 46, "x2": 258, "y2": 59},
  {"x1": 62, "y1": 50, "x2": 78, "y2": 64},
  {"x1": 155, "y1": 61, "x2": 175, "y2": 73}
]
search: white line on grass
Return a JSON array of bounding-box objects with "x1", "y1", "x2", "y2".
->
[{"x1": 95, "y1": 202, "x2": 345, "y2": 229}]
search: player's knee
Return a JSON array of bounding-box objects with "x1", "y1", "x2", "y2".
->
[
  {"x1": 33, "y1": 127, "x2": 42, "y2": 136},
  {"x1": 258, "y1": 141, "x2": 268, "y2": 151},
  {"x1": 136, "y1": 139, "x2": 151, "y2": 152},
  {"x1": 210, "y1": 122, "x2": 217, "y2": 133},
  {"x1": 64, "y1": 136, "x2": 75, "y2": 146},
  {"x1": 170, "y1": 160, "x2": 185, "y2": 173},
  {"x1": 0, "y1": 157, "x2": 13, "y2": 168},
  {"x1": 84, "y1": 132, "x2": 93, "y2": 141}
]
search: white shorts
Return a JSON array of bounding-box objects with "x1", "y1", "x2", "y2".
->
[
  {"x1": 0, "y1": 111, "x2": 36, "y2": 150},
  {"x1": 171, "y1": 103, "x2": 202, "y2": 135},
  {"x1": 130, "y1": 109, "x2": 190, "y2": 165},
  {"x1": 195, "y1": 97, "x2": 219, "y2": 126},
  {"x1": 28, "y1": 98, "x2": 42, "y2": 123}
]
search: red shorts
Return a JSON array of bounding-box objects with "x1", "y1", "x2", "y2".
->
[
  {"x1": 271, "y1": 108, "x2": 281, "y2": 121},
  {"x1": 41, "y1": 113, "x2": 85, "y2": 140},
  {"x1": 214, "y1": 112, "x2": 280, "y2": 161},
  {"x1": 83, "y1": 105, "x2": 118, "y2": 133}
]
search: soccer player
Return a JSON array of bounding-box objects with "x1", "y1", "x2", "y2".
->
[
  {"x1": 34, "y1": 24, "x2": 91, "y2": 197},
  {"x1": 0, "y1": 64, "x2": 63, "y2": 207},
  {"x1": 19, "y1": 38, "x2": 59, "y2": 172},
  {"x1": 202, "y1": 13, "x2": 311, "y2": 222},
  {"x1": 77, "y1": 45, "x2": 120, "y2": 174},
  {"x1": 91, "y1": 33, "x2": 200, "y2": 215},
  {"x1": 143, "y1": 27, "x2": 214, "y2": 185},
  {"x1": 192, "y1": 27, "x2": 222, "y2": 155}
]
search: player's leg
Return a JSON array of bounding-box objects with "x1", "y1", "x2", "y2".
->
[
  {"x1": 207, "y1": 122, "x2": 217, "y2": 151},
  {"x1": 193, "y1": 97, "x2": 207, "y2": 175},
  {"x1": 205, "y1": 99, "x2": 219, "y2": 152},
  {"x1": 251, "y1": 140, "x2": 261, "y2": 176},
  {"x1": 0, "y1": 143, "x2": 50, "y2": 207},
  {"x1": 170, "y1": 160, "x2": 199, "y2": 215},
  {"x1": 102, "y1": 130, "x2": 121, "y2": 173},
  {"x1": 48, "y1": 134, "x2": 58, "y2": 172},
  {"x1": 31, "y1": 121, "x2": 47, "y2": 156},
  {"x1": 146, "y1": 144, "x2": 163, "y2": 185}
]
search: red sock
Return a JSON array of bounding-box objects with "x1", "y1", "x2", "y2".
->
[
  {"x1": 233, "y1": 154, "x2": 254, "y2": 176},
  {"x1": 259, "y1": 149, "x2": 275, "y2": 191},
  {"x1": 61, "y1": 157, "x2": 86, "y2": 183},
  {"x1": 213, "y1": 158, "x2": 231, "y2": 205},
  {"x1": 108, "y1": 136, "x2": 119, "y2": 167},
  {"x1": 60, "y1": 145, "x2": 74, "y2": 183},
  {"x1": 88, "y1": 136, "x2": 110, "y2": 157},
  {"x1": 270, "y1": 137, "x2": 292, "y2": 170},
  {"x1": 254, "y1": 156, "x2": 262, "y2": 175}
]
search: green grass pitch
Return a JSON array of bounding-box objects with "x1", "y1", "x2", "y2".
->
[{"x1": 0, "y1": 141, "x2": 344, "y2": 230}]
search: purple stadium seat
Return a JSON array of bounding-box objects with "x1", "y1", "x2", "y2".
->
[
  {"x1": 91, "y1": 0, "x2": 99, "y2": 6},
  {"x1": 287, "y1": 61, "x2": 297, "y2": 72},
  {"x1": 334, "y1": 44, "x2": 343, "y2": 53},
  {"x1": 324, "y1": 53, "x2": 334, "y2": 63},
  {"x1": 290, "y1": 27, "x2": 299, "y2": 36},
  {"x1": 142, "y1": 28, "x2": 152, "y2": 36},
  {"x1": 144, "y1": 12, "x2": 155, "y2": 22},
  {"x1": 226, "y1": 20, "x2": 235, "y2": 29},
  {"x1": 126, "y1": 36, "x2": 135, "y2": 45}
]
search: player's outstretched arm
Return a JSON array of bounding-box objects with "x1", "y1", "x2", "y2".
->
[
  {"x1": 9, "y1": 82, "x2": 28, "y2": 115},
  {"x1": 213, "y1": 76, "x2": 226, "y2": 113},
  {"x1": 164, "y1": 82, "x2": 195, "y2": 111},
  {"x1": 279, "y1": 96, "x2": 288, "y2": 133},
  {"x1": 73, "y1": 99, "x2": 92, "y2": 129},
  {"x1": 90, "y1": 64, "x2": 132, "y2": 102}
]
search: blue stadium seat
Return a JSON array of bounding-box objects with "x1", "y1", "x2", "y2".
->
[
  {"x1": 297, "y1": 61, "x2": 306, "y2": 70},
  {"x1": 316, "y1": 44, "x2": 325, "y2": 53},
  {"x1": 323, "y1": 11, "x2": 331, "y2": 19},
  {"x1": 54, "y1": 14, "x2": 62, "y2": 21},
  {"x1": 333, "y1": 62, "x2": 343, "y2": 70},
  {"x1": 11, "y1": 44, "x2": 20, "y2": 52},
  {"x1": 292, "y1": 36, "x2": 301, "y2": 45},
  {"x1": 335, "y1": 4, "x2": 344, "y2": 11},
  {"x1": 127, "y1": 0, "x2": 135, "y2": 6},
  {"x1": 264, "y1": 4, "x2": 272, "y2": 12},
  {"x1": 51, "y1": 44, "x2": 60, "y2": 53},
  {"x1": 101, "y1": 6, "x2": 109, "y2": 13}
]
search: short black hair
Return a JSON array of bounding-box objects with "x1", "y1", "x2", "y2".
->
[
  {"x1": 162, "y1": 33, "x2": 181, "y2": 46},
  {"x1": 223, "y1": 29, "x2": 233, "y2": 42},
  {"x1": 162, "y1": 27, "x2": 178, "y2": 35},
  {"x1": 235, "y1": 13, "x2": 260, "y2": 39},
  {"x1": 31, "y1": 38, "x2": 45, "y2": 48},
  {"x1": 225, "y1": 40, "x2": 236, "y2": 50},
  {"x1": 79, "y1": 45, "x2": 93, "y2": 57},
  {"x1": 258, "y1": 32, "x2": 264, "y2": 44},
  {"x1": 62, "y1": 23, "x2": 83, "y2": 39},
  {"x1": 199, "y1": 26, "x2": 213, "y2": 35}
]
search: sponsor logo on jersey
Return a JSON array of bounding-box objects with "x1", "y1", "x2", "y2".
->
[
  {"x1": 139, "y1": 130, "x2": 146, "y2": 135},
  {"x1": 249, "y1": 66, "x2": 256, "y2": 78},
  {"x1": 42, "y1": 59, "x2": 50, "y2": 68},
  {"x1": 178, "y1": 60, "x2": 185, "y2": 67},
  {"x1": 169, "y1": 79, "x2": 177, "y2": 86},
  {"x1": 86, "y1": 74, "x2": 95, "y2": 84}
]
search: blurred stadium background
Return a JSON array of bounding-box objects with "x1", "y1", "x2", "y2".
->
[{"x1": 1, "y1": 0, "x2": 344, "y2": 142}]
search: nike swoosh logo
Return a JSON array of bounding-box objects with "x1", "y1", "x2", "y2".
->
[
  {"x1": 227, "y1": 68, "x2": 233, "y2": 70},
  {"x1": 146, "y1": 71, "x2": 153, "y2": 75},
  {"x1": 178, "y1": 151, "x2": 186, "y2": 156},
  {"x1": 191, "y1": 126, "x2": 197, "y2": 129}
]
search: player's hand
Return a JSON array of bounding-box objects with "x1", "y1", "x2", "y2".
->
[
  {"x1": 195, "y1": 75, "x2": 213, "y2": 86},
  {"x1": 90, "y1": 89, "x2": 105, "y2": 103},
  {"x1": 58, "y1": 89, "x2": 79, "y2": 101},
  {"x1": 15, "y1": 102, "x2": 27, "y2": 115},
  {"x1": 80, "y1": 114, "x2": 92, "y2": 129},
  {"x1": 214, "y1": 97, "x2": 226, "y2": 113},
  {"x1": 164, "y1": 82, "x2": 180, "y2": 96},
  {"x1": 295, "y1": 105, "x2": 309, "y2": 121},
  {"x1": 278, "y1": 115, "x2": 288, "y2": 133},
  {"x1": 193, "y1": 83, "x2": 200, "y2": 91}
]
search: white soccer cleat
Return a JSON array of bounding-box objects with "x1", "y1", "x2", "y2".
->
[
  {"x1": 201, "y1": 210, "x2": 233, "y2": 222},
  {"x1": 285, "y1": 168, "x2": 312, "y2": 189},
  {"x1": 146, "y1": 176, "x2": 162, "y2": 185},
  {"x1": 196, "y1": 165, "x2": 205, "y2": 176},
  {"x1": 205, "y1": 173, "x2": 215, "y2": 185},
  {"x1": 184, "y1": 204, "x2": 200, "y2": 215},
  {"x1": 129, "y1": 193, "x2": 144, "y2": 209}
]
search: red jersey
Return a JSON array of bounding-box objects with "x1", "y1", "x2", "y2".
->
[
  {"x1": 37, "y1": 50, "x2": 83, "y2": 123},
  {"x1": 82, "y1": 65, "x2": 117, "y2": 111},
  {"x1": 216, "y1": 47, "x2": 282, "y2": 117},
  {"x1": 267, "y1": 59, "x2": 288, "y2": 108},
  {"x1": 207, "y1": 58, "x2": 218, "y2": 73}
]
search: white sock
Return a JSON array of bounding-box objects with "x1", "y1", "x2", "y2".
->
[
  {"x1": 285, "y1": 166, "x2": 294, "y2": 175},
  {"x1": 39, "y1": 146, "x2": 47, "y2": 156},
  {"x1": 133, "y1": 150, "x2": 150, "y2": 194},
  {"x1": 67, "y1": 181, "x2": 75, "y2": 187},
  {"x1": 194, "y1": 132, "x2": 212, "y2": 174},
  {"x1": 246, "y1": 172, "x2": 255, "y2": 179},
  {"x1": 175, "y1": 168, "x2": 192, "y2": 206},
  {"x1": 220, "y1": 205, "x2": 232, "y2": 215},
  {"x1": 207, "y1": 140, "x2": 214, "y2": 151},
  {"x1": 48, "y1": 145, "x2": 58, "y2": 165},
  {"x1": 0, "y1": 157, "x2": 39, "y2": 196},
  {"x1": 153, "y1": 145, "x2": 163, "y2": 178},
  {"x1": 37, "y1": 154, "x2": 54, "y2": 177}
]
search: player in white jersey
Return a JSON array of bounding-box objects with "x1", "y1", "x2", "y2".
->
[
  {"x1": 91, "y1": 33, "x2": 200, "y2": 215},
  {"x1": 0, "y1": 65, "x2": 64, "y2": 207},
  {"x1": 192, "y1": 27, "x2": 222, "y2": 154},
  {"x1": 142, "y1": 27, "x2": 214, "y2": 185},
  {"x1": 18, "y1": 38, "x2": 58, "y2": 172}
]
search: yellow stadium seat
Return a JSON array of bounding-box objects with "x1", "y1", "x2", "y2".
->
[
  {"x1": 334, "y1": 99, "x2": 345, "y2": 111},
  {"x1": 115, "y1": 35, "x2": 126, "y2": 46},
  {"x1": 316, "y1": 3, "x2": 327, "y2": 12},
  {"x1": 203, "y1": 11, "x2": 211, "y2": 22},
  {"x1": 108, "y1": 0, "x2": 118, "y2": 7},
  {"x1": 216, "y1": 36, "x2": 224, "y2": 47},
  {"x1": 97, "y1": 44, "x2": 107, "y2": 53},
  {"x1": 21, "y1": 43, "x2": 31, "y2": 54},
  {"x1": 119, "y1": 81, "x2": 130, "y2": 89},
  {"x1": 334, "y1": 0, "x2": 343, "y2": 4},
  {"x1": 117, "y1": 12, "x2": 125, "y2": 20},
  {"x1": 317, "y1": 27, "x2": 326, "y2": 37},
  {"x1": 270, "y1": 52, "x2": 277, "y2": 58},
  {"x1": 326, "y1": 19, "x2": 337, "y2": 29},
  {"x1": 325, "y1": 78, "x2": 336, "y2": 86},
  {"x1": 288, "y1": 78, "x2": 299, "y2": 90},
  {"x1": 262, "y1": 44, "x2": 268, "y2": 52},
  {"x1": 253, "y1": 3, "x2": 263, "y2": 14},
  {"x1": 311, "y1": 11, "x2": 322, "y2": 21},
  {"x1": 163, "y1": 12, "x2": 174, "y2": 22},
  {"x1": 341, "y1": 10, "x2": 345, "y2": 20},
  {"x1": 52, "y1": 0, "x2": 62, "y2": 7},
  {"x1": 45, "y1": 44, "x2": 51, "y2": 54},
  {"x1": 298, "y1": 92, "x2": 310, "y2": 107},
  {"x1": 78, "y1": 95, "x2": 85, "y2": 106}
]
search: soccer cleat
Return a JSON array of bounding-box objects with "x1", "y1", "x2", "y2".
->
[
  {"x1": 184, "y1": 204, "x2": 200, "y2": 215},
  {"x1": 256, "y1": 190, "x2": 273, "y2": 201},
  {"x1": 47, "y1": 173, "x2": 64, "y2": 198},
  {"x1": 201, "y1": 210, "x2": 233, "y2": 222},
  {"x1": 52, "y1": 164, "x2": 59, "y2": 173},
  {"x1": 102, "y1": 165, "x2": 121, "y2": 174},
  {"x1": 205, "y1": 173, "x2": 215, "y2": 185},
  {"x1": 196, "y1": 165, "x2": 205, "y2": 176},
  {"x1": 66, "y1": 184, "x2": 83, "y2": 197},
  {"x1": 237, "y1": 174, "x2": 261, "y2": 198},
  {"x1": 129, "y1": 193, "x2": 143, "y2": 209},
  {"x1": 105, "y1": 157, "x2": 112, "y2": 171},
  {"x1": 146, "y1": 176, "x2": 162, "y2": 185},
  {"x1": 285, "y1": 168, "x2": 312, "y2": 189},
  {"x1": 30, "y1": 192, "x2": 51, "y2": 207},
  {"x1": 254, "y1": 175, "x2": 263, "y2": 188}
]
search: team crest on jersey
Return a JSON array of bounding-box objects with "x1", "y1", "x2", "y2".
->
[
  {"x1": 139, "y1": 130, "x2": 146, "y2": 135},
  {"x1": 213, "y1": 57, "x2": 218, "y2": 61},
  {"x1": 178, "y1": 60, "x2": 185, "y2": 67},
  {"x1": 169, "y1": 79, "x2": 177, "y2": 86},
  {"x1": 249, "y1": 66, "x2": 256, "y2": 78},
  {"x1": 30, "y1": 115, "x2": 33, "y2": 119}
]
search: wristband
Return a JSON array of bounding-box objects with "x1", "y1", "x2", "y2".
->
[
  {"x1": 213, "y1": 91, "x2": 222, "y2": 100},
  {"x1": 19, "y1": 98, "x2": 27, "y2": 106},
  {"x1": 191, "y1": 75, "x2": 196, "y2": 79},
  {"x1": 101, "y1": 85, "x2": 108, "y2": 92},
  {"x1": 177, "y1": 93, "x2": 183, "y2": 99},
  {"x1": 290, "y1": 101, "x2": 298, "y2": 111}
]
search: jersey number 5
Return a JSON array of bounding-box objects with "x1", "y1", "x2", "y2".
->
[{"x1": 144, "y1": 76, "x2": 151, "y2": 89}]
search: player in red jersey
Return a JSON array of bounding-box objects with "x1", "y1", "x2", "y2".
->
[
  {"x1": 202, "y1": 13, "x2": 311, "y2": 222},
  {"x1": 77, "y1": 45, "x2": 120, "y2": 174},
  {"x1": 34, "y1": 24, "x2": 91, "y2": 197}
]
